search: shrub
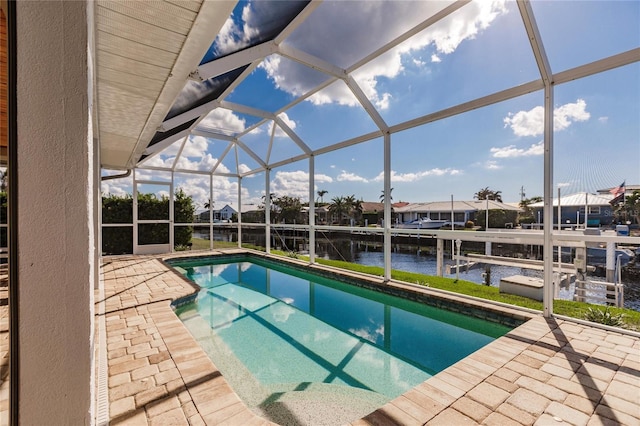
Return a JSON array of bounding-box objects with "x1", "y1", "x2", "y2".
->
[
  {"x1": 584, "y1": 307, "x2": 625, "y2": 327},
  {"x1": 102, "y1": 189, "x2": 195, "y2": 254},
  {"x1": 465, "y1": 220, "x2": 474, "y2": 228}
]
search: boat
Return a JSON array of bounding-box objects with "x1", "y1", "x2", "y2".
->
[
  {"x1": 396, "y1": 218, "x2": 447, "y2": 229},
  {"x1": 586, "y1": 247, "x2": 634, "y2": 269}
]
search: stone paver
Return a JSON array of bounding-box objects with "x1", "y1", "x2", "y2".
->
[{"x1": 96, "y1": 252, "x2": 640, "y2": 426}]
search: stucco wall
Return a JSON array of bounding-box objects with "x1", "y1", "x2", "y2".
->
[{"x1": 16, "y1": 1, "x2": 94, "y2": 423}]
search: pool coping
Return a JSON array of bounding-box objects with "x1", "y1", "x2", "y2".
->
[{"x1": 98, "y1": 249, "x2": 640, "y2": 425}]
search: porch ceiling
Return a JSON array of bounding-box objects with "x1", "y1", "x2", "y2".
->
[{"x1": 95, "y1": 0, "x2": 236, "y2": 169}]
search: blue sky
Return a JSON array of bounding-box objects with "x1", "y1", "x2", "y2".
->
[{"x1": 102, "y1": 0, "x2": 639, "y2": 212}]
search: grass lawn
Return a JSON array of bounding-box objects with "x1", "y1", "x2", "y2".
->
[{"x1": 188, "y1": 237, "x2": 239, "y2": 250}]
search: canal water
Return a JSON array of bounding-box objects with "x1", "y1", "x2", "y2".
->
[{"x1": 303, "y1": 239, "x2": 639, "y2": 312}]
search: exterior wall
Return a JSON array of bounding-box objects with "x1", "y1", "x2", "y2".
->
[
  {"x1": 219, "y1": 205, "x2": 235, "y2": 220},
  {"x1": 16, "y1": 1, "x2": 94, "y2": 423},
  {"x1": 533, "y1": 205, "x2": 615, "y2": 226},
  {"x1": 399, "y1": 210, "x2": 473, "y2": 223}
]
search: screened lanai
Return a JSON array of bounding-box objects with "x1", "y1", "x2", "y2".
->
[
  {"x1": 98, "y1": 0, "x2": 640, "y2": 319},
  {"x1": 9, "y1": 1, "x2": 640, "y2": 424}
]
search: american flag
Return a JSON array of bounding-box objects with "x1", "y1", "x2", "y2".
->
[
  {"x1": 610, "y1": 181, "x2": 626, "y2": 196},
  {"x1": 609, "y1": 181, "x2": 625, "y2": 205}
]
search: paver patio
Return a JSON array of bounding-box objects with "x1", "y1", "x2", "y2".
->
[{"x1": 96, "y1": 251, "x2": 640, "y2": 425}]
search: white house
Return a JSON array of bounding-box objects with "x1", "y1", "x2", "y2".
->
[{"x1": 394, "y1": 200, "x2": 521, "y2": 226}]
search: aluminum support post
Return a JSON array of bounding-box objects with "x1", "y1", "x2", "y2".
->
[
  {"x1": 383, "y1": 133, "x2": 391, "y2": 282},
  {"x1": 308, "y1": 156, "x2": 316, "y2": 264},
  {"x1": 265, "y1": 169, "x2": 271, "y2": 253},
  {"x1": 237, "y1": 176, "x2": 242, "y2": 248}
]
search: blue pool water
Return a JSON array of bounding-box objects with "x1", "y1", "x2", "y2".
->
[{"x1": 171, "y1": 256, "x2": 512, "y2": 424}]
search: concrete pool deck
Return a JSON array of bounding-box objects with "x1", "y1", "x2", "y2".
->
[{"x1": 96, "y1": 251, "x2": 640, "y2": 425}]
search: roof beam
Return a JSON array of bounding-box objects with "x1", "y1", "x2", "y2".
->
[
  {"x1": 554, "y1": 48, "x2": 640, "y2": 85},
  {"x1": 234, "y1": 138, "x2": 267, "y2": 169},
  {"x1": 190, "y1": 129, "x2": 236, "y2": 142},
  {"x1": 162, "y1": 63, "x2": 262, "y2": 134},
  {"x1": 347, "y1": 0, "x2": 471, "y2": 73},
  {"x1": 345, "y1": 75, "x2": 389, "y2": 133},
  {"x1": 159, "y1": 99, "x2": 221, "y2": 132},
  {"x1": 240, "y1": 166, "x2": 266, "y2": 178},
  {"x1": 313, "y1": 130, "x2": 383, "y2": 157},
  {"x1": 144, "y1": 129, "x2": 191, "y2": 155},
  {"x1": 170, "y1": 136, "x2": 189, "y2": 171},
  {"x1": 274, "y1": 0, "x2": 324, "y2": 44},
  {"x1": 274, "y1": 116, "x2": 312, "y2": 155},
  {"x1": 517, "y1": 0, "x2": 553, "y2": 84},
  {"x1": 210, "y1": 140, "x2": 234, "y2": 174},
  {"x1": 220, "y1": 100, "x2": 275, "y2": 120},
  {"x1": 266, "y1": 121, "x2": 276, "y2": 164},
  {"x1": 267, "y1": 152, "x2": 310, "y2": 170},
  {"x1": 194, "y1": 41, "x2": 278, "y2": 81},
  {"x1": 278, "y1": 43, "x2": 347, "y2": 79},
  {"x1": 390, "y1": 79, "x2": 544, "y2": 135}
]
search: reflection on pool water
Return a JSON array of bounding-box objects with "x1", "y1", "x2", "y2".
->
[{"x1": 171, "y1": 256, "x2": 512, "y2": 424}]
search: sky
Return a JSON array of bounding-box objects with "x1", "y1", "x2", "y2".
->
[{"x1": 102, "y1": 0, "x2": 640, "y2": 213}]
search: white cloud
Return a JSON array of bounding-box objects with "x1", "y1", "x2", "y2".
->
[
  {"x1": 199, "y1": 108, "x2": 246, "y2": 135},
  {"x1": 270, "y1": 170, "x2": 333, "y2": 200},
  {"x1": 554, "y1": 99, "x2": 590, "y2": 131},
  {"x1": 212, "y1": 4, "x2": 255, "y2": 56},
  {"x1": 337, "y1": 170, "x2": 368, "y2": 183},
  {"x1": 373, "y1": 168, "x2": 461, "y2": 183},
  {"x1": 182, "y1": 136, "x2": 209, "y2": 157},
  {"x1": 174, "y1": 176, "x2": 210, "y2": 210},
  {"x1": 503, "y1": 106, "x2": 544, "y2": 137},
  {"x1": 412, "y1": 58, "x2": 426, "y2": 67},
  {"x1": 598, "y1": 116, "x2": 608, "y2": 123},
  {"x1": 260, "y1": 1, "x2": 507, "y2": 110},
  {"x1": 101, "y1": 179, "x2": 131, "y2": 197},
  {"x1": 504, "y1": 99, "x2": 591, "y2": 137},
  {"x1": 178, "y1": 175, "x2": 252, "y2": 212},
  {"x1": 175, "y1": 154, "x2": 219, "y2": 172},
  {"x1": 485, "y1": 160, "x2": 502, "y2": 170},
  {"x1": 140, "y1": 155, "x2": 175, "y2": 169},
  {"x1": 162, "y1": 135, "x2": 238, "y2": 173},
  {"x1": 430, "y1": 54, "x2": 441, "y2": 63},
  {"x1": 490, "y1": 141, "x2": 543, "y2": 158}
]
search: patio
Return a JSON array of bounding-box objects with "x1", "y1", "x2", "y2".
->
[{"x1": 97, "y1": 252, "x2": 640, "y2": 425}]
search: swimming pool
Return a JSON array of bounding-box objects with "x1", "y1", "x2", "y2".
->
[{"x1": 170, "y1": 255, "x2": 513, "y2": 424}]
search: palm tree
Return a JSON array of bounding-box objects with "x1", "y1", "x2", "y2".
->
[
  {"x1": 329, "y1": 196, "x2": 348, "y2": 225},
  {"x1": 519, "y1": 196, "x2": 542, "y2": 215},
  {"x1": 204, "y1": 198, "x2": 214, "y2": 210},
  {"x1": 317, "y1": 189, "x2": 328, "y2": 204},
  {"x1": 345, "y1": 194, "x2": 357, "y2": 225},
  {"x1": 518, "y1": 195, "x2": 542, "y2": 224},
  {"x1": 379, "y1": 187, "x2": 393, "y2": 202},
  {"x1": 352, "y1": 197, "x2": 363, "y2": 225},
  {"x1": 474, "y1": 187, "x2": 503, "y2": 202}
]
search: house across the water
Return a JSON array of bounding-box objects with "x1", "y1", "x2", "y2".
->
[{"x1": 529, "y1": 192, "x2": 616, "y2": 228}]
